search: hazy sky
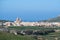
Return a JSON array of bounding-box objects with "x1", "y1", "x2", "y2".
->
[{"x1": 0, "y1": 0, "x2": 60, "y2": 21}]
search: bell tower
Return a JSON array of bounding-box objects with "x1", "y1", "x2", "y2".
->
[{"x1": 15, "y1": 17, "x2": 22, "y2": 23}]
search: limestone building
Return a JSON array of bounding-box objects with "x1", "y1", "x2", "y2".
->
[
  {"x1": 4, "y1": 17, "x2": 60, "y2": 27},
  {"x1": 4, "y1": 17, "x2": 38, "y2": 26}
]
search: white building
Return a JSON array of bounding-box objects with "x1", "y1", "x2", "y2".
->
[
  {"x1": 4, "y1": 17, "x2": 60, "y2": 27},
  {"x1": 4, "y1": 17, "x2": 38, "y2": 26}
]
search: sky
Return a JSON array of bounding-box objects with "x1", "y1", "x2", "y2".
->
[{"x1": 0, "y1": 0, "x2": 60, "y2": 21}]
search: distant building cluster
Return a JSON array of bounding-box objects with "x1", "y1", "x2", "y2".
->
[{"x1": 4, "y1": 18, "x2": 60, "y2": 27}]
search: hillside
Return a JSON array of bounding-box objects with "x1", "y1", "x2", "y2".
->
[
  {"x1": 0, "y1": 20, "x2": 13, "y2": 23},
  {"x1": 41, "y1": 16, "x2": 60, "y2": 22}
]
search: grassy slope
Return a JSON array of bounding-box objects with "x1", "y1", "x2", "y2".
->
[
  {"x1": 0, "y1": 32, "x2": 60, "y2": 40},
  {"x1": 41, "y1": 32, "x2": 60, "y2": 40},
  {"x1": 1, "y1": 26, "x2": 60, "y2": 40},
  {"x1": 0, "y1": 32, "x2": 36, "y2": 40},
  {"x1": 8, "y1": 26, "x2": 60, "y2": 40}
]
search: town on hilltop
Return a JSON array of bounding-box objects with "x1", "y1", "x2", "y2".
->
[{"x1": 4, "y1": 17, "x2": 60, "y2": 27}]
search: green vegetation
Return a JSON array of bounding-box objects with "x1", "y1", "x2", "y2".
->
[
  {"x1": 0, "y1": 32, "x2": 36, "y2": 40},
  {"x1": 8, "y1": 26, "x2": 43, "y2": 30},
  {"x1": 1, "y1": 26, "x2": 60, "y2": 40},
  {"x1": 37, "y1": 32, "x2": 60, "y2": 40},
  {"x1": 8, "y1": 26, "x2": 60, "y2": 40},
  {"x1": 8, "y1": 26, "x2": 60, "y2": 30},
  {"x1": 0, "y1": 27, "x2": 60, "y2": 40}
]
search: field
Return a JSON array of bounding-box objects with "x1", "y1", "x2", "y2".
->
[
  {"x1": 37, "y1": 32, "x2": 60, "y2": 40},
  {"x1": 0, "y1": 26, "x2": 60, "y2": 40},
  {"x1": 8, "y1": 26, "x2": 60, "y2": 30},
  {"x1": 0, "y1": 31, "x2": 36, "y2": 40},
  {"x1": 0, "y1": 31, "x2": 60, "y2": 40}
]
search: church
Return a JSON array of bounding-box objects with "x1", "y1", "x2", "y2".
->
[{"x1": 4, "y1": 17, "x2": 39, "y2": 26}]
